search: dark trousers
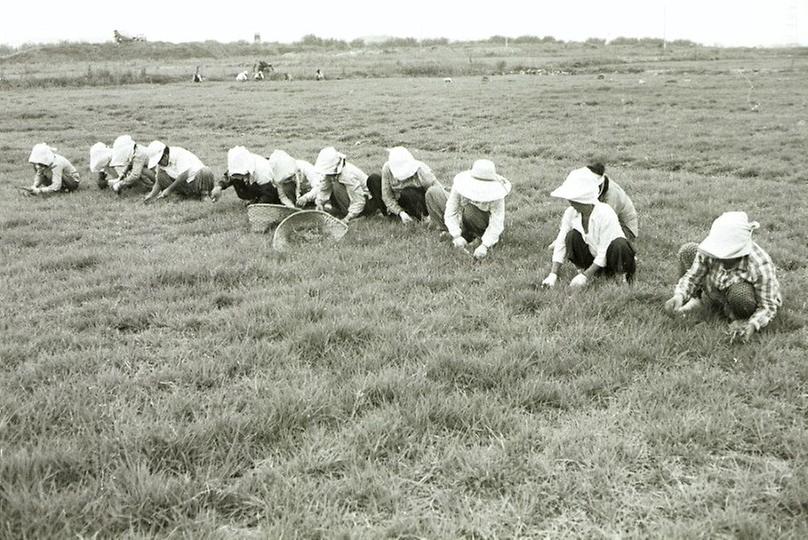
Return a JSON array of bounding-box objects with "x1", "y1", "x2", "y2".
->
[
  {"x1": 330, "y1": 173, "x2": 385, "y2": 218},
  {"x1": 566, "y1": 230, "x2": 636, "y2": 281},
  {"x1": 230, "y1": 178, "x2": 281, "y2": 204},
  {"x1": 396, "y1": 187, "x2": 429, "y2": 220}
]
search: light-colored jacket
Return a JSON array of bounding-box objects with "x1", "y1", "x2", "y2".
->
[{"x1": 380, "y1": 161, "x2": 442, "y2": 215}]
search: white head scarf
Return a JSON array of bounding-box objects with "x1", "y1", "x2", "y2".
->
[
  {"x1": 89, "y1": 142, "x2": 113, "y2": 173},
  {"x1": 387, "y1": 147, "x2": 422, "y2": 181},
  {"x1": 550, "y1": 167, "x2": 600, "y2": 204},
  {"x1": 698, "y1": 211, "x2": 760, "y2": 259},
  {"x1": 146, "y1": 140, "x2": 167, "y2": 169},
  {"x1": 314, "y1": 147, "x2": 346, "y2": 175},
  {"x1": 227, "y1": 146, "x2": 254, "y2": 176},
  {"x1": 29, "y1": 143, "x2": 56, "y2": 165},
  {"x1": 268, "y1": 149, "x2": 298, "y2": 182},
  {"x1": 110, "y1": 135, "x2": 136, "y2": 167}
]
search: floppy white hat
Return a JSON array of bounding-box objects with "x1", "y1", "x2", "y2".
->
[
  {"x1": 29, "y1": 143, "x2": 55, "y2": 165},
  {"x1": 314, "y1": 147, "x2": 346, "y2": 175},
  {"x1": 89, "y1": 142, "x2": 112, "y2": 173},
  {"x1": 698, "y1": 211, "x2": 759, "y2": 259},
  {"x1": 110, "y1": 135, "x2": 135, "y2": 167},
  {"x1": 146, "y1": 140, "x2": 167, "y2": 169},
  {"x1": 268, "y1": 149, "x2": 298, "y2": 182},
  {"x1": 227, "y1": 146, "x2": 254, "y2": 176},
  {"x1": 387, "y1": 146, "x2": 421, "y2": 181},
  {"x1": 550, "y1": 167, "x2": 600, "y2": 204},
  {"x1": 453, "y1": 159, "x2": 512, "y2": 202}
]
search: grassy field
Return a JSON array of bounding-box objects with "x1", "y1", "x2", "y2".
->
[{"x1": 1, "y1": 45, "x2": 808, "y2": 537}]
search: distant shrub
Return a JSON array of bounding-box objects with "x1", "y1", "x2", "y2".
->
[{"x1": 586, "y1": 38, "x2": 606, "y2": 47}]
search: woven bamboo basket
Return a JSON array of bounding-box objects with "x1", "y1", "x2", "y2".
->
[
  {"x1": 246, "y1": 204, "x2": 299, "y2": 233},
  {"x1": 272, "y1": 210, "x2": 348, "y2": 252}
]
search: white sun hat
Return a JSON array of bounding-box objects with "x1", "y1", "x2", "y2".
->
[
  {"x1": 227, "y1": 146, "x2": 254, "y2": 176},
  {"x1": 89, "y1": 142, "x2": 113, "y2": 173},
  {"x1": 387, "y1": 146, "x2": 422, "y2": 180},
  {"x1": 452, "y1": 159, "x2": 512, "y2": 202},
  {"x1": 550, "y1": 167, "x2": 600, "y2": 204},
  {"x1": 268, "y1": 149, "x2": 298, "y2": 183},
  {"x1": 314, "y1": 146, "x2": 346, "y2": 175},
  {"x1": 146, "y1": 140, "x2": 167, "y2": 169},
  {"x1": 698, "y1": 211, "x2": 760, "y2": 259},
  {"x1": 110, "y1": 135, "x2": 136, "y2": 167},
  {"x1": 28, "y1": 143, "x2": 55, "y2": 165}
]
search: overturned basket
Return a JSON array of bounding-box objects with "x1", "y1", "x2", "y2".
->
[
  {"x1": 246, "y1": 203, "x2": 299, "y2": 233},
  {"x1": 272, "y1": 210, "x2": 348, "y2": 252}
]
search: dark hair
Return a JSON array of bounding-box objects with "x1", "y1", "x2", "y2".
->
[{"x1": 586, "y1": 162, "x2": 605, "y2": 176}]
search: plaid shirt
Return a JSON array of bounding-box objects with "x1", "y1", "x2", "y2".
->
[{"x1": 675, "y1": 241, "x2": 782, "y2": 330}]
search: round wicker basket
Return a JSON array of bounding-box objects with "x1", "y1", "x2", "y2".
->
[
  {"x1": 246, "y1": 204, "x2": 299, "y2": 233},
  {"x1": 272, "y1": 210, "x2": 348, "y2": 251}
]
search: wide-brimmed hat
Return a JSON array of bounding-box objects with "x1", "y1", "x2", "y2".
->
[
  {"x1": 146, "y1": 140, "x2": 167, "y2": 169},
  {"x1": 550, "y1": 167, "x2": 600, "y2": 204},
  {"x1": 453, "y1": 159, "x2": 512, "y2": 202},
  {"x1": 227, "y1": 146, "x2": 254, "y2": 176},
  {"x1": 28, "y1": 143, "x2": 55, "y2": 165},
  {"x1": 698, "y1": 211, "x2": 759, "y2": 259},
  {"x1": 268, "y1": 149, "x2": 298, "y2": 182},
  {"x1": 387, "y1": 146, "x2": 422, "y2": 180},
  {"x1": 89, "y1": 142, "x2": 112, "y2": 173},
  {"x1": 110, "y1": 135, "x2": 135, "y2": 167},
  {"x1": 314, "y1": 147, "x2": 346, "y2": 175}
]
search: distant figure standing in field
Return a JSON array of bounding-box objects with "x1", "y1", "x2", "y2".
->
[
  {"x1": 109, "y1": 135, "x2": 156, "y2": 195},
  {"x1": 380, "y1": 146, "x2": 443, "y2": 223},
  {"x1": 192, "y1": 66, "x2": 203, "y2": 83},
  {"x1": 89, "y1": 142, "x2": 117, "y2": 189},
  {"x1": 211, "y1": 146, "x2": 283, "y2": 205},
  {"x1": 587, "y1": 162, "x2": 639, "y2": 240},
  {"x1": 428, "y1": 159, "x2": 511, "y2": 260},
  {"x1": 143, "y1": 141, "x2": 214, "y2": 202},
  {"x1": 541, "y1": 167, "x2": 635, "y2": 288},
  {"x1": 315, "y1": 69, "x2": 325, "y2": 81},
  {"x1": 313, "y1": 147, "x2": 384, "y2": 224},
  {"x1": 665, "y1": 211, "x2": 782, "y2": 343},
  {"x1": 24, "y1": 143, "x2": 80, "y2": 194}
]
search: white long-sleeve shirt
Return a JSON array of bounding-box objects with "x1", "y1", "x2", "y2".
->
[
  {"x1": 444, "y1": 187, "x2": 506, "y2": 248},
  {"x1": 159, "y1": 147, "x2": 205, "y2": 183},
  {"x1": 315, "y1": 162, "x2": 369, "y2": 220},
  {"x1": 552, "y1": 202, "x2": 625, "y2": 267}
]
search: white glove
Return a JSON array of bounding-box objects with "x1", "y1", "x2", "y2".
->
[
  {"x1": 473, "y1": 244, "x2": 488, "y2": 259},
  {"x1": 111, "y1": 181, "x2": 121, "y2": 193},
  {"x1": 541, "y1": 273, "x2": 558, "y2": 288},
  {"x1": 30, "y1": 186, "x2": 41, "y2": 194},
  {"x1": 664, "y1": 294, "x2": 685, "y2": 316},
  {"x1": 399, "y1": 211, "x2": 413, "y2": 224},
  {"x1": 452, "y1": 236, "x2": 468, "y2": 249},
  {"x1": 569, "y1": 274, "x2": 588, "y2": 288},
  {"x1": 209, "y1": 186, "x2": 222, "y2": 202}
]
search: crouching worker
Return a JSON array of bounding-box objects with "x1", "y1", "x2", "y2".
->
[
  {"x1": 664, "y1": 211, "x2": 782, "y2": 343},
  {"x1": 268, "y1": 149, "x2": 323, "y2": 208},
  {"x1": 210, "y1": 146, "x2": 279, "y2": 204},
  {"x1": 588, "y1": 162, "x2": 639, "y2": 241},
  {"x1": 313, "y1": 146, "x2": 384, "y2": 224},
  {"x1": 381, "y1": 146, "x2": 443, "y2": 223},
  {"x1": 143, "y1": 141, "x2": 214, "y2": 202},
  {"x1": 90, "y1": 142, "x2": 117, "y2": 189},
  {"x1": 109, "y1": 135, "x2": 156, "y2": 195},
  {"x1": 25, "y1": 143, "x2": 80, "y2": 194},
  {"x1": 427, "y1": 159, "x2": 511, "y2": 260},
  {"x1": 541, "y1": 167, "x2": 635, "y2": 288}
]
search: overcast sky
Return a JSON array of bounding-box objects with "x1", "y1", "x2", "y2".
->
[{"x1": 2, "y1": 0, "x2": 806, "y2": 47}]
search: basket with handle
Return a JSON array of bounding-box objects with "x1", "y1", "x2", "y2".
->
[
  {"x1": 246, "y1": 203, "x2": 299, "y2": 233},
  {"x1": 272, "y1": 210, "x2": 348, "y2": 252}
]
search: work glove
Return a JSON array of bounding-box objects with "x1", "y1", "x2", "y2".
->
[
  {"x1": 541, "y1": 273, "x2": 558, "y2": 288},
  {"x1": 399, "y1": 211, "x2": 413, "y2": 224},
  {"x1": 473, "y1": 244, "x2": 488, "y2": 260},
  {"x1": 569, "y1": 274, "x2": 588, "y2": 288},
  {"x1": 452, "y1": 237, "x2": 468, "y2": 249}
]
